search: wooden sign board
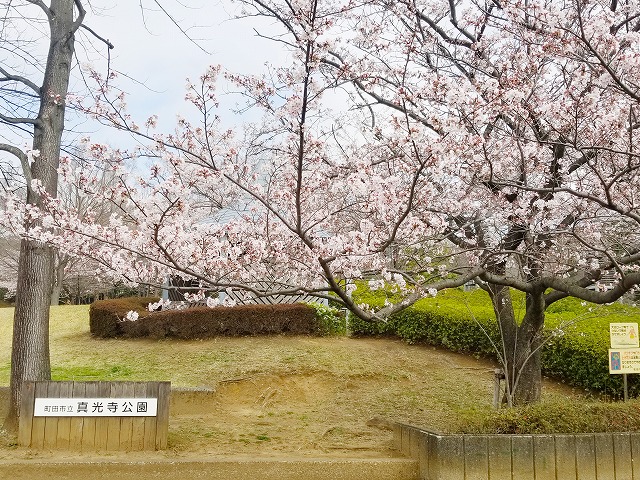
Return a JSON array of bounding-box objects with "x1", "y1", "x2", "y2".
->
[
  {"x1": 18, "y1": 381, "x2": 170, "y2": 451},
  {"x1": 33, "y1": 397, "x2": 158, "y2": 417}
]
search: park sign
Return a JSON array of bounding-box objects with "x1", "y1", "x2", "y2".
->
[
  {"x1": 609, "y1": 322, "x2": 640, "y2": 376},
  {"x1": 19, "y1": 381, "x2": 170, "y2": 451},
  {"x1": 34, "y1": 397, "x2": 158, "y2": 417},
  {"x1": 610, "y1": 323, "x2": 640, "y2": 348},
  {"x1": 609, "y1": 348, "x2": 640, "y2": 374}
]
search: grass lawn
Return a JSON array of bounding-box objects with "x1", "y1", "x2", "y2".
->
[{"x1": 0, "y1": 303, "x2": 634, "y2": 459}]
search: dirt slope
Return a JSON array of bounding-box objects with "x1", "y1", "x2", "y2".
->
[{"x1": 0, "y1": 336, "x2": 578, "y2": 462}]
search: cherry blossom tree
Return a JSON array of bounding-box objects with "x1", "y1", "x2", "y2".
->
[
  {"x1": 0, "y1": 0, "x2": 216, "y2": 432},
  {"x1": 232, "y1": 0, "x2": 640, "y2": 404},
  {"x1": 50, "y1": 154, "x2": 120, "y2": 305},
  {"x1": 0, "y1": 154, "x2": 118, "y2": 306},
  {"x1": 7, "y1": 0, "x2": 640, "y2": 408}
]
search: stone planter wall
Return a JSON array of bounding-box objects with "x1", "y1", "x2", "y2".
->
[{"x1": 394, "y1": 423, "x2": 639, "y2": 480}]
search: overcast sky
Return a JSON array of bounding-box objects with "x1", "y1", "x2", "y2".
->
[
  {"x1": 1, "y1": 1, "x2": 338, "y2": 165},
  {"x1": 76, "y1": 0, "x2": 287, "y2": 141}
]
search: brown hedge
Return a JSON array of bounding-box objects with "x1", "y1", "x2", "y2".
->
[
  {"x1": 89, "y1": 296, "x2": 159, "y2": 338},
  {"x1": 89, "y1": 297, "x2": 319, "y2": 339}
]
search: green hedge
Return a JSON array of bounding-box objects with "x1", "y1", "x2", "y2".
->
[
  {"x1": 90, "y1": 297, "x2": 342, "y2": 339},
  {"x1": 349, "y1": 288, "x2": 499, "y2": 353},
  {"x1": 350, "y1": 287, "x2": 640, "y2": 398},
  {"x1": 542, "y1": 299, "x2": 640, "y2": 398},
  {"x1": 307, "y1": 302, "x2": 347, "y2": 336}
]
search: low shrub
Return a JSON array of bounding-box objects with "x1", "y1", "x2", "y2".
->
[
  {"x1": 90, "y1": 297, "x2": 326, "y2": 339},
  {"x1": 460, "y1": 398, "x2": 640, "y2": 434},
  {"x1": 89, "y1": 296, "x2": 159, "y2": 338},
  {"x1": 350, "y1": 286, "x2": 640, "y2": 398},
  {"x1": 307, "y1": 302, "x2": 346, "y2": 336},
  {"x1": 542, "y1": 302, "x2": 640, "y2": 398},
  {"x1": 350, "y1": 288, "x2": 500, "y2": 352}
]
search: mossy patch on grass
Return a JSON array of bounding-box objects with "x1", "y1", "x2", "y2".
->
[{"x1": 51, "y1": 364, "x2": 134, "y2": 381}]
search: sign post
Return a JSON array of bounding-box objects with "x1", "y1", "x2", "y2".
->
[{"x1": 609, "y1": 323, "x2": 640, "y2": 401}]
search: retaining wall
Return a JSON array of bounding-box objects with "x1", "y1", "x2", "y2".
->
[{"x1": 394, "y1": 422, "x2": 639, "y2": 480}]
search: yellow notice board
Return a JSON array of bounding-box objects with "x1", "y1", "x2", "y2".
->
[
  {"x1": 610, "y1": 323, "x2": 639, "y2": 348},
  {"x1": 609, "y1": 348, "x2": 640, "y2": 374}
]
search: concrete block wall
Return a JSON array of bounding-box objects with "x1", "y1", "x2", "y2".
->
[{"x1": 393, "y1": 423, "x2": 639, "y2": 479}]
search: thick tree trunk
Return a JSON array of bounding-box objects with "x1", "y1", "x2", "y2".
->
[
  {"x1": 488, "y1": 284, "x2": 545, "y2": 406},
  {"x1": 4, "y1": 240, "x2": 54, "y2": 432},
  {"x1": 3, "y1": 0, "x2": 78, "y2": 432}
]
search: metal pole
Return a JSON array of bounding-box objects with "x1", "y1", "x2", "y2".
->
[{"x1": 624, "y1": 373, "x2": 629, "y2": 402}]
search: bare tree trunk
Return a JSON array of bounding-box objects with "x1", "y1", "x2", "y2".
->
[
  {"x1": 50, "y1": 252, "x2": 69, "y2": 306},
  {"x1": 489, "y1": 284, "x2": 544, "y2": 406},
  {"x1": 50, "y1": 284, "x2": 63, "y2": 307},
  {"x1": 3, "y1": 0, "x2": 79, "y2": 432},
  {"x1": 5, "y1": 240, "x2": 54, "y2": 432}
]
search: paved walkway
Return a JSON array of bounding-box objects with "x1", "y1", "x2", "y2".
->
[{"x1": 0, "y1": 457, "x2": 418, "y2": 480}]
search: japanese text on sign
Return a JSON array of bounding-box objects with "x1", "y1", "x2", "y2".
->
[
  {"x1": 610, "y1": 323, "x2": 639, "y2": 348},
  {"x1": 33, "y1": 398, "x2": 158, "y2": 417},
  {"x1": 609, "y1": 348, "x2": 640, "y2": 374}
]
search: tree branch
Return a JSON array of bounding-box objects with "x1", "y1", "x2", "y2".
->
[
  {"x1": 448, "y1": 0, "x2": 477, "y2": 43},
  {"x1": 151, "y1": 0, "x2": 210, "y2": 54},
  {"x1": 79, "y1": 24, "x2": 114, "y2": 49},
  {"x1": 0, "y1": 113, "x2": 38, "y2": 126},
  {"x1": 0, "y1": 144, "x2": 33, "y2": 187},
  {"x1": 0, "y1": 66, "x2": 41, "y2": 95},
  {"x1": 576, "y1": 6, "x2": 640, "y2": 102},
  {"x1": 25, "y1": 0, "x2": 51, "y2": 19},
  {"x1": 71, "y1": 0, "x2": 86, "y2": 33},
  {"x1": 414, "y1": 6, "x2": 474, "y2": 48}
]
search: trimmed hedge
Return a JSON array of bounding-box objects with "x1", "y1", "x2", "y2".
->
[
  {"x1": 350, "y1": 287, "x2": 640, "y2": 398},
  {"x1": 349, "y1": 288, "x2": 499, "y2": 354},
  {"x1": 307, "y1": 302, "x2": 347, "y2": 336},
  {"x1": 90, "y1": 298, "x2": 325, "y2": 339},
  {"x1": 90, "y1": 296, "x2": 159, "y2": 338},
  {"x1": 542, "y1": 299, "x2": 640, "y2": 398}
]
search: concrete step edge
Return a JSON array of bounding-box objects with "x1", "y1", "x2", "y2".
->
[{"x1": 0, "y1": 456, "x2": 419, "y2": 480}]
